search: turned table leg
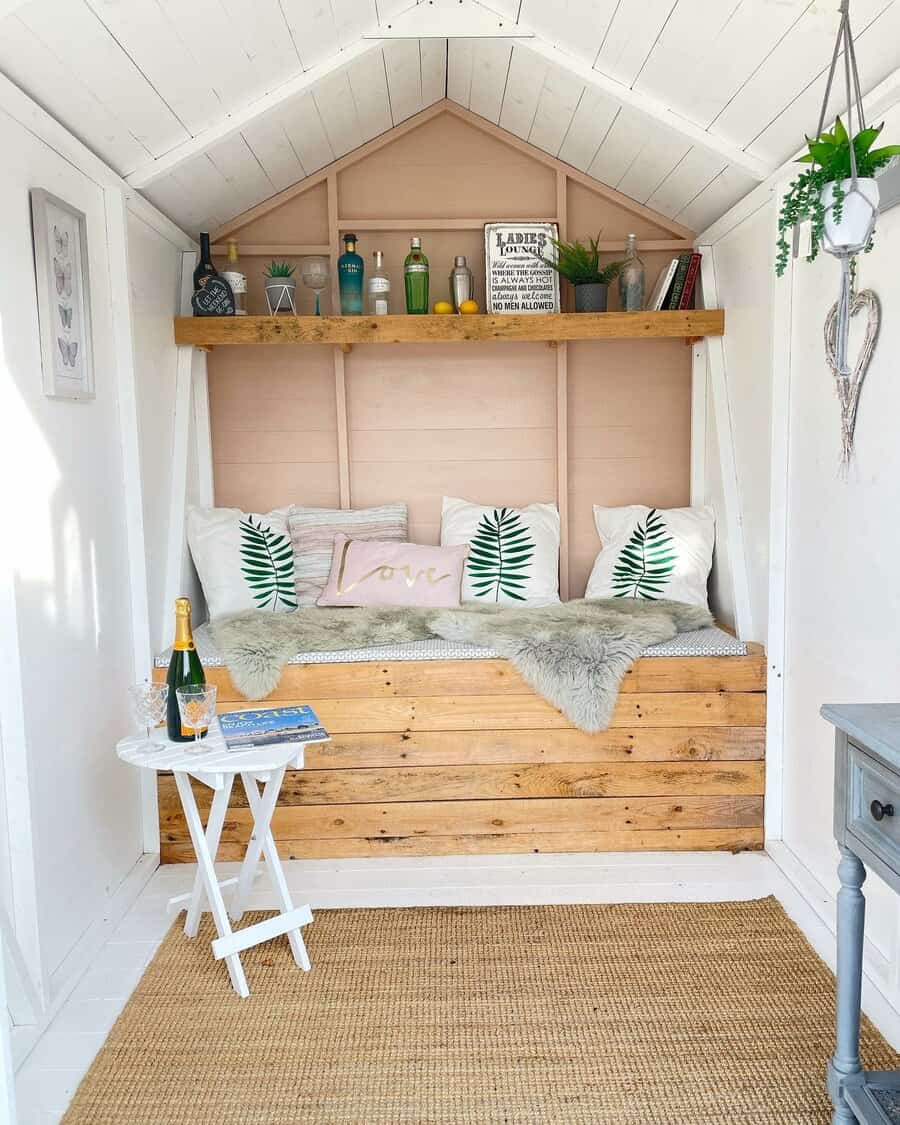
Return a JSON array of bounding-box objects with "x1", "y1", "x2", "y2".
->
[{"x1": 829, "y1": 844, "x2": 867, "y2": 1124}]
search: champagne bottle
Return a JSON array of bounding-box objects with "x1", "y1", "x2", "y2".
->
[
  {"x1": 193, "y1": 233, "x2": 217, "y2": 291},
  {"x1": 166, "y1": 597, "x2": 207, "y2": 742}
]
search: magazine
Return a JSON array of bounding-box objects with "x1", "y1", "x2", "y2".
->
[{"x1": 217, "y1": 704, "x2": 330, "y2": 751}]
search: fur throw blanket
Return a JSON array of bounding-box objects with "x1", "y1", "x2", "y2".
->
[{"x1": 211, "y1": 598, "x2": 711, "y2": 733}]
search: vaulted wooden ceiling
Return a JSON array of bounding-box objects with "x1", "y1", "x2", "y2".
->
[{"x1": 1, "y1": 0, "x2": 899, "y2": 237}]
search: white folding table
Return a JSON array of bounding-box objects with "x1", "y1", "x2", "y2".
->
[{"x1": 117, "y1": 730, "x2": 313, "y2": 998}]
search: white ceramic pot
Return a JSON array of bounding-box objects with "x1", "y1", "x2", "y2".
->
[
  {"x1": 265, "y1": 278, "x2": 296, "y2": 313},
  {"x1": 821, "y1": 177, "x2": 879, "y2": 255}
]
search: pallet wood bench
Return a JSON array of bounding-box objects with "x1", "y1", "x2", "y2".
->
[{"x1": 154, "y1": 645, "x2": 766, "y2": 860}]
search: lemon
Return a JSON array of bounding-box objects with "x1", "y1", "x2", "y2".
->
[
  {"x1": 433, "y1": 301, "x2": 454, "y2": 315},
  {"x1": 459, "y1": 299, "x2": 479, "y2": 315}
]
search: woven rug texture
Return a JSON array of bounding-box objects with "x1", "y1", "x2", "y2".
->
[{"x1": 62, "y1": 897, "x2": 898, "y2": 1124}]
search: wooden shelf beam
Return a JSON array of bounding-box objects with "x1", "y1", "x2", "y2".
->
[{"x1": 174, "y1": 310, "x2": 724, "y2": 348}]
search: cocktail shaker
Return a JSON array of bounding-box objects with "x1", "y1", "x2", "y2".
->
[{"x1": 449, "y1": 255, "x2": 474, "y2": 311}]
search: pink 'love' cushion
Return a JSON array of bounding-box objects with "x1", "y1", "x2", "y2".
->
[{"x1": 317, "y1": 534, "x2": 468, "y2": 608}]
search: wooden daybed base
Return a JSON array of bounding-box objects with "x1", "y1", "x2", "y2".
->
[{"x1": 155, "y1": 647, "x2": 766, "y2": 861}]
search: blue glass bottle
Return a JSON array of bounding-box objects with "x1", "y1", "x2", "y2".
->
[{"x1": 338, "y1": 233, "x2": 364, "y2": 315}]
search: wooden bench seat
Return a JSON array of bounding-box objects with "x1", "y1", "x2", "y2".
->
[{"x1": 154, "y1": 648, "x2": 766, "y2": 861}]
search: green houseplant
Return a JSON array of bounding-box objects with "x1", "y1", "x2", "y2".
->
[
  {"x1": 263, "y1": 260, "x2": 297, "y2": 313},
  {"x1": 776, "y1": 117, "x2": 900, "y2": 276},
  {"x1": 538, "y1": 234, "x2": 622, "y2": 312}
]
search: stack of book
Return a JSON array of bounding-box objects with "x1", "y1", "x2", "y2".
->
[
  {"x1": 646, "y1": 251, "x2": 702, "y2": 312},
  {"x1": 217, "y1": 704, "x2": 330, "y2": 750}
]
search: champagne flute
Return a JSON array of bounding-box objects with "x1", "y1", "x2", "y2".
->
[
  {"x1": 128, "y1": 683, "x2": 168, "y2": 752},
  {"x1": 301, "y1": 256, "x2": 329, "y2": 316},
  {"x1": 175, "y1": 684, "x2": 218, "y2": 751}
]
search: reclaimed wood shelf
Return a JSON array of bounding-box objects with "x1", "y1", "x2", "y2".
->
[{"x1": 174, "y1": 308, "x2": 724, "y2": 348}]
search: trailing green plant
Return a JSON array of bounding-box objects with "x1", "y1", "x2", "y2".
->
[
  {"x1": 466, "y1": 508, "x2": 535, "y2": 602},
  {"x1": 775, "y1": 117, "x2": 900, "y2": 276},
  {"x1": 264, "y1": 260, "x2": 296, "y2": 279},
  {"x1": 537, "y1": 234, "x2": 622, "y2": 286}
]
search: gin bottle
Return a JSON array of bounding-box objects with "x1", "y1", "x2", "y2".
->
[
  {"x1": 368, "y1": 250, "x2": 390, "y2": 315},
  {"x1": 404, "y1": 237, "x2": 429, "y2": 314},
  {"x1": 618, "y1": 233, "x2": 645, "y2": 311},
  {"x1": 338, "y1": 233, "x2": 364, "y2": 315}
]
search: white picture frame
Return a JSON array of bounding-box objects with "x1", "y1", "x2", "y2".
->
[
  {"x1": 484, "y1": 221, "x2": 560, "y2": 314},
  {"x1": 30, "y1": 188, "x2": 94, "y2": 400}
]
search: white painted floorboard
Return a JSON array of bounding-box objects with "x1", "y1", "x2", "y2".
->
[{"x1": 11, "y1": 850, "x2": 886, "y2": 1124}]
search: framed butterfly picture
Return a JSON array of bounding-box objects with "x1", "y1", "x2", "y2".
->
[{"x1": 30, "y1": 188, "x2": 94, "y2": 400}]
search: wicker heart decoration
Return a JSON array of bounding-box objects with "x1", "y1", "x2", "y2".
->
[{"x1": 823, "y1": 288, "x2": 880, "y2": 468}]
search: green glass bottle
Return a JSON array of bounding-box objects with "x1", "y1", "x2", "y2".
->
[
  {"x1": 338, "y1": 233, "x2": 364, "y2": 315},
  {"x1": 404, "y1": 236, "x2": 429, "y2": 314},
  {"x1": 166, "y1": 597, "x2": 207, "y2": 742}
]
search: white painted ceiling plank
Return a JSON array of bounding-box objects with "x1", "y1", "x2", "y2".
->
[
  {"x1": 586, "y1": 107, "x2": 645, "y2": 186},
  {"x1": 83, "y1": 0, "x2": 221, "y2": 137},
  {"x1": 241, "y1": 117, "x2": 307, "y2": 194},
  {"x1": 519, "y1": 0, "x2": 618, "y2": 67},
  {"x1": 205, "y1": 132, "x2": 275, "y2": 219},
  {"x1": 468, "y1": 38, "x2": 513, "y2": 123},
  {"x1": 616, "y1": 123, "x2": 691, "y2": 204},
  {"x1": 711, "y1": 0, "x2": 892, "y2": 151},
  {"x1": 645, "y1": 147, "x2": 727, "y2": 219},
  {"x1": 446, "y1": 38, "x2": 475, "y2": 107},
  {"x1": 278, "y1": 92, "x2": 335, "y2": 175},
  {"x1": 346, "y1": 48, "x2": 393, "y2": 138},
  {"x1": 143, "y1": 171, "x2": 211, "y2": 236},
  {"x1": 419, "y1": 37, "x2": 448, "y2": 106},
  {"x1": 279, "y1": 0, "x2": 342, "y2": 70},
  {"x1": 480, "y1": 0, "x2": 520, "y2": 18},
  {"x1": 675, "y1": 165, "x2": 758, "y2": 232},
  {"x1": 332, "y1": 0, "x2": 379, "y2": 47},
  {"x1": 498, "y1": 44, "x2": 545, "y2": 139},
  {"x1": 166, "y1": 153, "x2": 235, "y2": 229},
  {"x1": 636, "y1": 0, "x2": 815, "y2": 131},
  {"x1": 218, "y1": 0, "x2": 303, "y2": 86},
  {"x1": 383, "y1": 38, "x2": 423, "y2": 123},
  {"x1": 747, "y1": 2, "x2": 900, "y2": 165},
  {"x1": 19, "y1": 0, "x2": 188, "y2": 157},
  {"x1": 0, "y1": 14, "x2": 149, "y2": 173},
  {"x1": 528, "y1": 64, "x2": 583, "y2": 156},
  {"x1": 557, "y1": 86, "x2": 619, "y2": 171},
  {"x1": 592, "y1": 0, "x2": 677, "y2": 87},
  {"x1": 314, "y1": 70, "x2": 365, "y2": 158}
]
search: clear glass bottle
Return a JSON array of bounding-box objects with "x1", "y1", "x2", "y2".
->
[
  {"x1": 368, "y1": 250, "x2": 390, "y2": 315},
  {"x1": 404, "y1": 236, "x2": 429, "y2": 314},
  {"x1": 338, "y1": 233, "x2": 364, "y2": 315},
  {"x1": 221, "y1": 238, "x2": 247, "y2": 315},
  {"x1": 618, "y1": 233, "x2": 645, "y2": 311}
]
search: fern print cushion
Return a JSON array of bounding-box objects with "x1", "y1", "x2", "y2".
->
[
  {"x1": 440, "y1": 496, "x2": 561, "y2": 606},
  {"x1": 584, "y1": 505, "x2": 715, "y2": 608},
  {"x1": 186, "y1": 505, "x2": 297, "y2": 622}
]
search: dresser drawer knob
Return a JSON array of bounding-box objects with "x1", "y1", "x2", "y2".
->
[{"x1": 870, "y1": 799, "x2": 895, "y2": 821}]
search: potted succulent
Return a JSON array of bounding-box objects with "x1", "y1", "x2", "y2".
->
[
  {"x1": 537, "y1": 234, "x2": 622, "y2": 312},
  {"x1": 263, "y1": 260, "x2": 297, "y2": 313},
  {"x1": 775, "y1": 117, "x2": 900, "y2": 276}
]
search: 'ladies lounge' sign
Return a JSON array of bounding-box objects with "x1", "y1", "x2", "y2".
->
[{"x1": 484, "y1": 222, "x2": 560, "y2": 314}]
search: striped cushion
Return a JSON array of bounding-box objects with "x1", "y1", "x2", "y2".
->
[{"x1": 288, "y1": 504, "x2": 408, "y2": 606}]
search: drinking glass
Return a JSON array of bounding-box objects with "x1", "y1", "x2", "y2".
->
[
  {"x1": 175, "y1": 684, "x2": 218, "y2": 750},
  {"x1": 128, "y1": 683, "x2": 168, "y2": 752},
  {"x1": 301, "y1": 256, "x2": 329, "y2": 316}
]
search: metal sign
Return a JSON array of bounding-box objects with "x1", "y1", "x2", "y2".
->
[{"x1": 484, "y1": 222, "x2": 560, "y2": 314}]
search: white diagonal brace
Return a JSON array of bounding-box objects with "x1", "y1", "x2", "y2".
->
[
  {"x1": 517, "y1": 38, "x2": 771, "y2": 184},
  {"x1": 126, "y1": 37, "x2": 384, "y2": 188}
]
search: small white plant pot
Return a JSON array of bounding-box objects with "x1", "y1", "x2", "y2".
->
[
  {"x1": 821, "y1": 177, "x2": 879, "y2": 255},
  {"x1": 265, "y1": 279, "x2": 297, "y2": 314}
]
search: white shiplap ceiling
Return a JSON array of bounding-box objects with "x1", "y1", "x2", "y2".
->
[{"x1": 1, "y1": 0, "x2": 899, "y2": 236}]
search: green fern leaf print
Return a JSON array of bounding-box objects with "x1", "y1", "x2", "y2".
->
[
  {"x1": 239, "y1": 515, "x2": 297, "y2": 612},
  {"x1": 466, "y1": 508, "x2": 535, "y2": 602},
  {"x1": 611, "y1": 508, "x2": 676, "y2": 600}
]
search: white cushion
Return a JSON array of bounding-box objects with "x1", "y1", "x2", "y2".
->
[
  {"x1": 584, "y1": 504, "x2": 715, "y2": 608},
  {"x1": 186, "y1": 505, "x2": 297, "y2": 621},
  {"x1": 440, "y1": 496, "x2": 560, "y2": 606}
]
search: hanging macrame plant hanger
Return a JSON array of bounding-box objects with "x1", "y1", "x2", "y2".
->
[{"x1": 813, "y1": 0, "x2": 880, "y2": 466}]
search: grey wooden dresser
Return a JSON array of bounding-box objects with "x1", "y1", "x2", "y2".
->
[{"x1": 823, "y1": 703, "x2": 900, "y2": 1124}]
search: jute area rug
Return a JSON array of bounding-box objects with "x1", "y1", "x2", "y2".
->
[{"x1": 63, "y1": 897, "x2": 897, "y2": 1124}]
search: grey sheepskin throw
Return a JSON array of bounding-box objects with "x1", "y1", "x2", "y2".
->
[{"x1": 211, "y1": 598, "x2": 711, "y2": 733}]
